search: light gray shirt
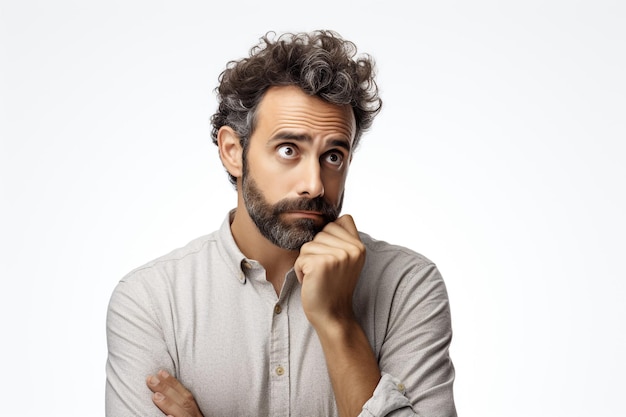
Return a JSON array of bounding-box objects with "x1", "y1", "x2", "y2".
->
[{"x1": 106, "y1": 213, "x2": 456, "y2": 417}]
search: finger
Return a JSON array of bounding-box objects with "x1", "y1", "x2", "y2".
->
[
  {"x1": 157, "y1": 370, "x2": 191, "y2": 398},
  {"x1": 152, "y1": 390, "x2": 194, "y2": 417},
  {"x1": 306, "y1": 230, "x2": 365, "y2": 265},
  {"x1": 146, "y1": 372, "x2": 179, "y2": 397},
  {"x1": 294, "y1": 247, "x2": 360, "y2": 286},
  {"x1": 308, "y1": 230, "x2": 362, "y2": 252},
  {"x1": 317, "y1": 223, "x2": 359, "y2": 243},
  {"x1": 146, "y1": 371, "x2": 203, "y2": 417},
  {"x1": 334, "y1": 214, "x2": 359, "y2": 236},
  {"x1": 152, "y1": 389, "x2": 201, "y2": 417},
  {"x1": 294, "y1": 251, "x2": 334, "y2": 282}
]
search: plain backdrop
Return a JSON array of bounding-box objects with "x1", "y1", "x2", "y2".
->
[{"x1": 1, "y1": 1, "x2": 624, "y2": 416}]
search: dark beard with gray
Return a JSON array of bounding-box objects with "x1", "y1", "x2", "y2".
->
[{"x1": 242, "y1": 175, "x2": 342, "y2": 250}]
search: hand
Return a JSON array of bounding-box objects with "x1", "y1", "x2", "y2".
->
[
  {"x1": 146, "y1": 370, "x2": 205, "y2": 417},
  {"x1": 294, "y1": 214, "x2": 366, "y2": 329}
]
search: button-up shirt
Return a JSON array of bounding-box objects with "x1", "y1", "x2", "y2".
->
[{"x1": 106, "y1": 213, "x2": 456, "y2": 416}]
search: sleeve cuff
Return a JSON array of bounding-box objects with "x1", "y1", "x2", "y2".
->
[{"x1": 359, "y1": 373, "x2": 415, "y2": 417}]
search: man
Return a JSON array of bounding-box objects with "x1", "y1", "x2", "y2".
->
[{"x1": 106, "y1": 30, "x2": 456, "y2": 417}]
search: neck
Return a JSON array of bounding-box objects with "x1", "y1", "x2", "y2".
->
[{"x1": 230, "y1": 205, "x2": 299, "y2": 295}]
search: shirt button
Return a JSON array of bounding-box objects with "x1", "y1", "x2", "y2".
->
[
  {"x1": 274, "y1": 304, "x2": 282, "y2": 314},
  {"x1": 397, "y1": 383, "x2": 405, "y2": 392},
  {"x1": 275, "y1": 366, "x2": 285, "y2": 376}
]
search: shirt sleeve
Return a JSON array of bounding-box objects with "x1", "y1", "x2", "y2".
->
[
  {"x1": 359, "y1": 373, "x2": 415, "y2": 416},
  {"x1": 363, "y1": 261, "x2": 457, "y2": 417},
  {"x1": 105, "y1": 273, "x2": 176, "y2": 417}
]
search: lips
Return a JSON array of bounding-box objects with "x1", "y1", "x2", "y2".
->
[
  {"x1": 272, "y1": 197, "x2": 339, "y2": 223},
  {"x1": 283, "y1": 211, "x2": 325, "y2": 220},
  {"x1": 288, "y1": 210, "x2": 323, "y2": 216}
]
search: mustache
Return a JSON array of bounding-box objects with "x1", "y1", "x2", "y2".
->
[{"x1": 272, "y1": 197, "x2": 339, "y2": 222}]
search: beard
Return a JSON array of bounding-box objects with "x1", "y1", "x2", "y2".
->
[{"x1": 242, "y1": 173, "x2": 342, "y2": 250}]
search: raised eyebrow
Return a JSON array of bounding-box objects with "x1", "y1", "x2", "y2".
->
[
  {"x1": 328, "y1": 139, "x2": 351, "y2": 153},
  {"x1": 268, "y1": 132, "x2": 352, "y2": 152},
  {"x1": 268, "y1": 132, "x2": 311, "y2": 144}
]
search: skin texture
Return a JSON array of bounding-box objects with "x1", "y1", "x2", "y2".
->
[
  {"x1": 147, "y1": 370, "x2": 200, "y2": 417},
  {"x1": 147, "y1": 86, "x2": 381, "y2": 417}
]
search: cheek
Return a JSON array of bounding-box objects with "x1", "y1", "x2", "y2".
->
[
  {"x1": 246, "y1": 154, "x2": 291, "y2": 196},
  {"x1": 256, "y1": 169, "x2": 299, "y2": 204},
  {"x1": 324, "y1": 169, "x2": 349, "y2": 202}
]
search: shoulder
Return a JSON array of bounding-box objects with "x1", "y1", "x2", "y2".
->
[
  {"x1": 107, "y1": 232, "x2": 221, "y2": 320},
  {"x1": 356, "y1": 231, "x2": 448, "y2": 301},
  {"x1": 115, "y1": 231, "x2": 221, "y2": 294},
  {"x1": 359, "y1": 231, "x2": 436, "y2": 275}
]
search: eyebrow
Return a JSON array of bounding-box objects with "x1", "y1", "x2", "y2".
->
[{"x1": 269, "y1": 132, "x2": 352, "y2": 152}]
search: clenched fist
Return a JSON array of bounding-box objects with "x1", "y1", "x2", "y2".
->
[{"x1": 294, "y1": 214, "x2": 366, "y2": 329}]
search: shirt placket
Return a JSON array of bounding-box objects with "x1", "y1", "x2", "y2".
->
[{"x1": 269, "y1": 281, "x2": 291, "y2": 416}]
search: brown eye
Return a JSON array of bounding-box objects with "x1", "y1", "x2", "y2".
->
[
  {"x1": 324, "y1": 151, "x2": 344, "y2": 167},
  {"x1": 277, "y1": 145, "x2": 298, "y2": 159}
]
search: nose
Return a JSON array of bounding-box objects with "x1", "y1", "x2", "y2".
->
[{"x1": 297, "y1": 159, "x2": 324, "y2": 198}]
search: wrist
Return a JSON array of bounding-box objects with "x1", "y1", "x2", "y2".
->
[{"x1": 311, "y1": 313, "x2": 361, "y2": 345}]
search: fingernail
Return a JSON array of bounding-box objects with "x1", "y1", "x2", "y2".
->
[
  {"x1": 149, "y1": 376, "x2": 160, "y2": 386},
  {"x1": 159, "y1": 369, "x2": 170, "y2": 378},
  {"x1": 153, "y1": 392, "x2": 164, "y2": 402}
]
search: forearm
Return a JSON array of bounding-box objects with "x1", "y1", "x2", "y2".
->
[{"x1": 315, "y1": 318, "x2": 381, "y2": 417}]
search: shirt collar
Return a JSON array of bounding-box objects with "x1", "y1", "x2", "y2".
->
[
  {"x1": 216, "y1": 210, "x2": 298, "y2": 291},
  {"x1": 216, "y1": 209, "x2": 260, "y2": 285}
]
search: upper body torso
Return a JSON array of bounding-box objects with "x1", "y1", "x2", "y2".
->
[{"x1": 105, "y1": 214, "x2": 456, "y2": 417}]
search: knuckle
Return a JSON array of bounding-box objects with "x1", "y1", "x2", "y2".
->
[
  {"x1": 351, "y1": 242, "x2": 365, "y2": 258},
  {"x1": 338, "y1": 249, "x2": 350, "y2": 262},
  {"x1": 181, "y1": 391, "x2": 195, "y2": 409}
]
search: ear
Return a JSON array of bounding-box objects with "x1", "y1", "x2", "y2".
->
[{"x1": 217, "y1": 126, "x2": 244, "y2": 179}]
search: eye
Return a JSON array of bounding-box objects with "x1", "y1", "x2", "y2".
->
[
  {"x1": 323, "y1": 151, "x2": 344, "y2": 168},
  {"x1": 277, "y1": 144, "x2": 298, "y2": 159}
]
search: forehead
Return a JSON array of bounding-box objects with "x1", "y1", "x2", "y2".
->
[{"x1": 253, "y1": 86, "x2": 356, "y2": 144}]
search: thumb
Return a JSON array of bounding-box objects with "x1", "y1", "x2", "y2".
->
[{"x1": 294, "y1": 257, "x2": 304, "y2": 284}]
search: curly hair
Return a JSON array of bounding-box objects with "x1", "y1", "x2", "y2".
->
[{"x1": 210, "y1": 30, "x2": 383, "y2": 185}]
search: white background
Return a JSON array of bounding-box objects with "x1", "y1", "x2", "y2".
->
[{"x1": 1, "y1": 1, "x2": 624, "y2": 416}]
